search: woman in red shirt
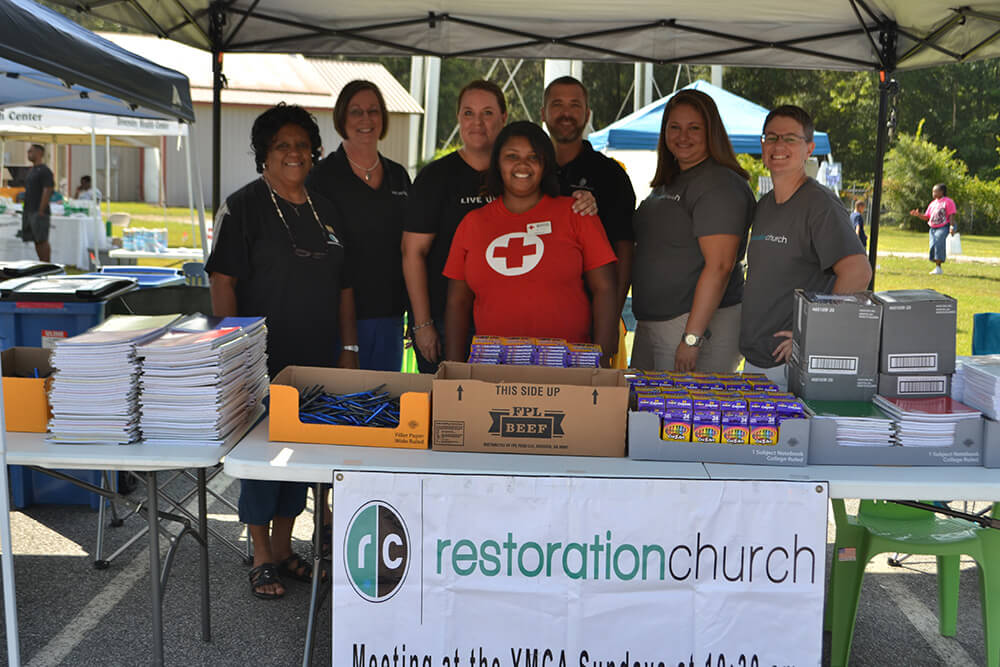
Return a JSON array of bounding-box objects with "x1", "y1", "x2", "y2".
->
[{"x1": 443, "y1": 121, "x2": 619, "y2": 366}]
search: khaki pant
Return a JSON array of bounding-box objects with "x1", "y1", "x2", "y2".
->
[{"x1": 631, "y1": 303, "x2": 742, "y2": 372}]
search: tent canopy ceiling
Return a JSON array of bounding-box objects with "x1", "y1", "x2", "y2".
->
[
  {"x1": 40, "y1": 1, "x2": 1000, "y2": 72},
  {"x1": 0, "y1": 0, "x2": 194, "y2": 121},
  {"x1": 588, "y1": 80, "x2": 832, "y2": 155}
]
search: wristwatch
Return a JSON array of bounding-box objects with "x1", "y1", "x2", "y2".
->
[
  {"x1": 342, "y1": 344, "x2": 360, "y2": 353},
  {"x1": 682, "y1": 330, "x2": 711, "y2": 348}
]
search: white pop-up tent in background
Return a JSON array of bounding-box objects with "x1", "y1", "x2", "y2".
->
[{"x1": 0, "y1": 0, "x2": 196, "y2": 663}]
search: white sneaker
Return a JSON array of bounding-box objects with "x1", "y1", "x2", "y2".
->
[{"x1": 930, "y1": 266, "x2": 943, "y2": 275}]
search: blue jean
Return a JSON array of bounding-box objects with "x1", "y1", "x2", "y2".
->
[
  {"x1": 238, "y1": 479, "x2": 308, "y2": 525},
  {"x1": 929, "y1": 225, "x2": 949, "y2": 262},
  {"x1": 357, "y1": 316, "x2": 404, "y2": 371}
]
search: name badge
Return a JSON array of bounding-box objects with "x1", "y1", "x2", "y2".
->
[{"x1": 526, "y1": 221, "x2": 552, "y2": 235}]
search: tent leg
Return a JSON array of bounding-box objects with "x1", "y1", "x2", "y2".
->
[
  {"x1": 0, "y1": 356, "x2": 23, "y2": 667},
  {"x1": 210, "y1": 2, "x2": 225, "y2": 216},
  {"x1": 186, "y1": 130, "x2": 210, "y2": 261}
]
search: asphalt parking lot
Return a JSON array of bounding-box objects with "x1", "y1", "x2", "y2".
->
[{"x1": 0, "y1": 471, "x2": 992, "y2": 666}]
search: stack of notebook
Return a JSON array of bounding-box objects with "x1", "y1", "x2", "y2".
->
[
  {"x1": 804, "y1": 400, "x2": 895, "y2": 447},
  {"x1": 872, "y1": 394, "x2": 982, "y2": 447},
  {"x1": 958, "y1": 355, "x2": 1000, "y2": 420},
  {"x1": 47, "y1": 315, "x2": 179, "y2": 444},
  {"x1": 137, "y1": 315, "x2": 268, "y2": 446}
]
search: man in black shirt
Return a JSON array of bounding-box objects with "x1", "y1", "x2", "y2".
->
[
  {"x1": 22, "y1": 143, "x2": 54, "y2": 261},
  {"x1": 542, "y1": 76, "x2": 636, "y2": 317}
]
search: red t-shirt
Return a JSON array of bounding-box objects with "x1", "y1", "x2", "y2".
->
[{"x1": 443, "y1": 195, "x2": 617, "y2": 343}]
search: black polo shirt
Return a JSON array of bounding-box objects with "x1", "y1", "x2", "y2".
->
[
  {"x1": 555, "y1": 140, "x2": 636, "y2": 245},
  {"x1": 307, "y1": 145, "x2": 410, "y2": 320}
]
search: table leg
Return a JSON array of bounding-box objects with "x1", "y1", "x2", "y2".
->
[
  {"x1": 198, "y1": 468, "x2": 211, "y2": 642},
  {"x1": 147, "y1": 470, "x2": 164, "y2": 667},
  {"x1": 302, "y1": 482, "x2": 323, "y2": 667}
]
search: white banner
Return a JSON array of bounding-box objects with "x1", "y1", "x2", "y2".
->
[{"x1": 333, "y1": 473, "x2": 827, "y2": 667}]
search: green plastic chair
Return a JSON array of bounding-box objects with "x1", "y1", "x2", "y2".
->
[{"x1": 826, "y1": 499, "x2": 1000, "y2": 667}]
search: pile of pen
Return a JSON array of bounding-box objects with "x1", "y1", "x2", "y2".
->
[{"x1": 297, "y1": 384, "x2": 401, "y2": 428}]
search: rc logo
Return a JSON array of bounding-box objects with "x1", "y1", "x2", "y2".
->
[
  {"x1": 485, "y1": 232, "x2": 543, "y2": 276},
  {"x1": 344, "y1": 501, "x2": 410, "y2": 602}
]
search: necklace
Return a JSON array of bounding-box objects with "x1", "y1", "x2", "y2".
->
[
  {"x1": 345, "y1": 152, "x2": 380, "y2": 181},
  {"x1": 262, "y1": 177, "x2": 331, "y2": 257}
]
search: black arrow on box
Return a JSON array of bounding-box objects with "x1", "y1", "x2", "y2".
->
[
  {"x1": 457, "y1": 385, "x2": 463, "y2": 401},
  {"x1": 592, "y1": 389, "x2": 598, "y2": 405}
]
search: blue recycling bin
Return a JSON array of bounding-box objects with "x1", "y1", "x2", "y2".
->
[
  {"x1": 0, "y1": 275, "x2": 137, "y2": 510},
  {"x1": 0, "y1": 260, "x2": 64, "y2": 279},
  {"x1": 91, "y1": 266, "x2": 185, "y2": 289}
]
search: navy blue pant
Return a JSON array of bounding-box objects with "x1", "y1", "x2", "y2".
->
[
  {"x1": 238, "y1": 479, "x2": 308, "y2": 525},
  {"x1": 357, "y1": 316, "x2": 403, "y2": 371}
]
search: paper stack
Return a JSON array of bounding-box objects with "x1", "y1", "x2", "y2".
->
[
  {"x1": 137, "y1": 316, "x2": 268, "y2": 446},
  {"x1": 958, "y1": 355, "x2": 1000, "y2": 420},
  {"x1": 805, "y1": 400, "x2": 895, "y2": 447},
  {"x1": 873, "y1": 395, "x2": 981, "y2": 447},
  {"x1": 47, "y1": 315, "x2": 179, "y2": 444}
]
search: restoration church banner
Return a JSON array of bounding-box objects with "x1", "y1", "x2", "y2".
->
[{"x1": 333, "y1": 473, "x2": 827, "y2": 667}]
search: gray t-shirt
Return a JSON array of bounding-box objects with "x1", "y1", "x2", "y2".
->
[
  {"x1": 739, "y1": 178, "x2": 866, "y2": 368},
  {"x1": 631, "y1": 158, "x2": 754, "y2": 321}
]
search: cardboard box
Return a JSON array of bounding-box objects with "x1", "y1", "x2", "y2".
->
[
  {"x1": 877, "y1": 373, "x2": 951, "y2": 398},
  {"x1": 789, "y1": 290, "x2": 881, "y2": 401},
  {"x1": 629, "y1": 411, "x2": 809, "y2": 466},
  {"x1": 874, "y1": 289, "x2": 957, "y2": 374},
  {"x1": 2, "y1": 347, "x2": 52, "y2": 432},
  {"x1": 432, "y1": 362, "x2": 628, "y2": 456},
  {"x1": 269, "y1": 366, "x2": 431, "y2": 448}
]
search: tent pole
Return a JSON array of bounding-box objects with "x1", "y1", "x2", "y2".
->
[
  {"x1": 105, "y1": 136, "x2": 111, "y2": 220},
  {"x1": 89, "y1": 118, "x2": 97, "y2": 205},
  {"x1": 210, "y1": 2, "x2": 225, "y2": 216},
  {"x1": 1, "y1": 140, "x2": 6, "y2": 188},
  {"x1": 867, "y1": 25, "x2": 899, "y2": 290},
  {"x1": 0, "y1": 354, "x2": 23, "y2": 667},
  {"x1": 184, "y1": 129, "x2": 208, "y2": 260}
]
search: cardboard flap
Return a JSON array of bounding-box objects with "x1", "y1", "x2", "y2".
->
[{"x1": 436, "y1": 361, "x2": 624, "y2": 388}]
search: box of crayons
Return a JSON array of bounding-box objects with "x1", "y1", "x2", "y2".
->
[{"x1": 626, "y1": 370, "x2": 810, "y2": 466}]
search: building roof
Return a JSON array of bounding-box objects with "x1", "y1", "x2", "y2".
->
[{"x1": 100, "y1": 33, "x2": 421, "y2": 113}]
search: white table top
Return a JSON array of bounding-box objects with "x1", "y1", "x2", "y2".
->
[
  {"x1": 2, "y1": 430, "x2": 235, "y2": 472},
  {"x1": 224, "y1": 419, "x2": 710, "y2": 483},
  {"x1": 705, "y1": 462, "x2": 1000, "y2": 501},
  {"x1": 109, "y1": 248, "x2": 205, "y2": 261}
]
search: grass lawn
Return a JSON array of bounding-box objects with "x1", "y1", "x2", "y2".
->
[{"x1": 874, "y1": 226, "x2": 1000, "y2": 258}]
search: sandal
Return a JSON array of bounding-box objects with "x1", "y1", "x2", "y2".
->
[
  {"x1": 248, "y1": 563, "x2": 284, "y2": 600},
  {"x1": 278, "y1": 552, "x2": 326, "y2": 584}
]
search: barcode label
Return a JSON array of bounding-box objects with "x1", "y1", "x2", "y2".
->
[
  {"x1": 896, "y1": 376, "x2": 946, "y2": 395},
  {"x1": 888, "y1": 353, "x2": 938, "y2": 372},
  {"x1": 808, "y1": 355, "x2": 858, "y2": 375}
]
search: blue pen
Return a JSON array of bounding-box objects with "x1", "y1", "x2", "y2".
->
[{"x1": 33, "y1": 368, "x2": 39, "y2": 378}]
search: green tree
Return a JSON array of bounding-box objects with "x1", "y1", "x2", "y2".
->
[{"x1": 882, "y1": 130, "x2": 967, "y2": 230}]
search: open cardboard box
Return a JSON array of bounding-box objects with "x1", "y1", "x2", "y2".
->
[
  {"x1": 269, "y1": 366, "x2": 431, "y2": 448},
  {"x1": 432, "y1": 361, "x2": 628, "y2": 457},
  {"x1": 2, "y1": 347, "x2": 53, "y2": 432}
]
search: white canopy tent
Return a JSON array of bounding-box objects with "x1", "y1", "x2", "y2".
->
[{"x1": 45, "y1": 0, "x2": 1000, "y2": 276}]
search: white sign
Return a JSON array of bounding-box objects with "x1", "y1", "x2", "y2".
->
[
  {"x1": 0, "y1": 106, "x2": 187, "y2": 136},
  {"x1": 333, "y1": 473, "x2": 827, "y2": 667}
]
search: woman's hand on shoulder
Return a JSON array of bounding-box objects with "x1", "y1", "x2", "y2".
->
[{"x1": 571, "y1": 190, "x2": 598, "y2": 216}]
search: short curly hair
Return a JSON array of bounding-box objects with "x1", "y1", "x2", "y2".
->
[
  {"x1": 485, "y1": 121, "x2": 559, "y2": 198},
  {"x1": 250, "y1": 103, "x2": 323, "y2": 174}
]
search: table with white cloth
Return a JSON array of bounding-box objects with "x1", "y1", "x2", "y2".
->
[
  {"x1": 224, "y1": 418, "x2": 1000, "y2": 667},
  {"x1": 0, "y1": 212, "x2": 107, "y2": 268}
]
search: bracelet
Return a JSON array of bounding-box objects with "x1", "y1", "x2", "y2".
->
[
  {"x1": 342, "y1": 344, "x2": 359, "y2": 353},
  {"x1": 412, "y1": 320, "x2": 434, "y2": 331}
]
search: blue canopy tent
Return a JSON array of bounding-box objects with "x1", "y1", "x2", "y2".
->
[{"x1": 589, "y1": 80, "x2": 831, "y2": 155}]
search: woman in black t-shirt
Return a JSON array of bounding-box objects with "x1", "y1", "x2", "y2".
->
[
  {"x1": 307, "y1": 80, "x2": 410, "y2": 371},
  {"x1": 206, "y1": 103, "x2": 358, "y2": 600}
]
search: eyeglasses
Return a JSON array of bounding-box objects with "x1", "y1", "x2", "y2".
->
[
  {"x1": 762, "y1": 132, "x2": 808, "y2": 145},
  {"x1": 263, "y1": 178, "x2": 331, "y2": 261}
]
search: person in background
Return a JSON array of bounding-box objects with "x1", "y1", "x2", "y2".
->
[
  {"x1": 74, "y1": 175, "x2": 102, "y2": 202},
  {"x1": 739, "y1": 105, "x2": 871, "y2": 389},
  {"x1": 22, "y1": 143, "x2": 53, "y2": 262},
  {"x1": 630, "y1": 89, "x2": 754, "y2": 372},
  {"x1": 540, "y1": 76, "x2": 635, "y2": 317},
  {"x1": 402, "y1": 80, "x2": 508, "y2": 373},
  {"x1": 443, "y1": 121, "x2": 618, "y2": 366},
  {"x1": 308, "y1": 79, "x2": 410, "y2": 371},
  {"x1": 910, "y1": 183, "x2": 956, "y2": 275},
  {"x1": 206, "y1": 103, "x2": 358, "y2": 600},
  {"x1": 851, "y1": 200, "x2": 867, "y2": 250}
]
